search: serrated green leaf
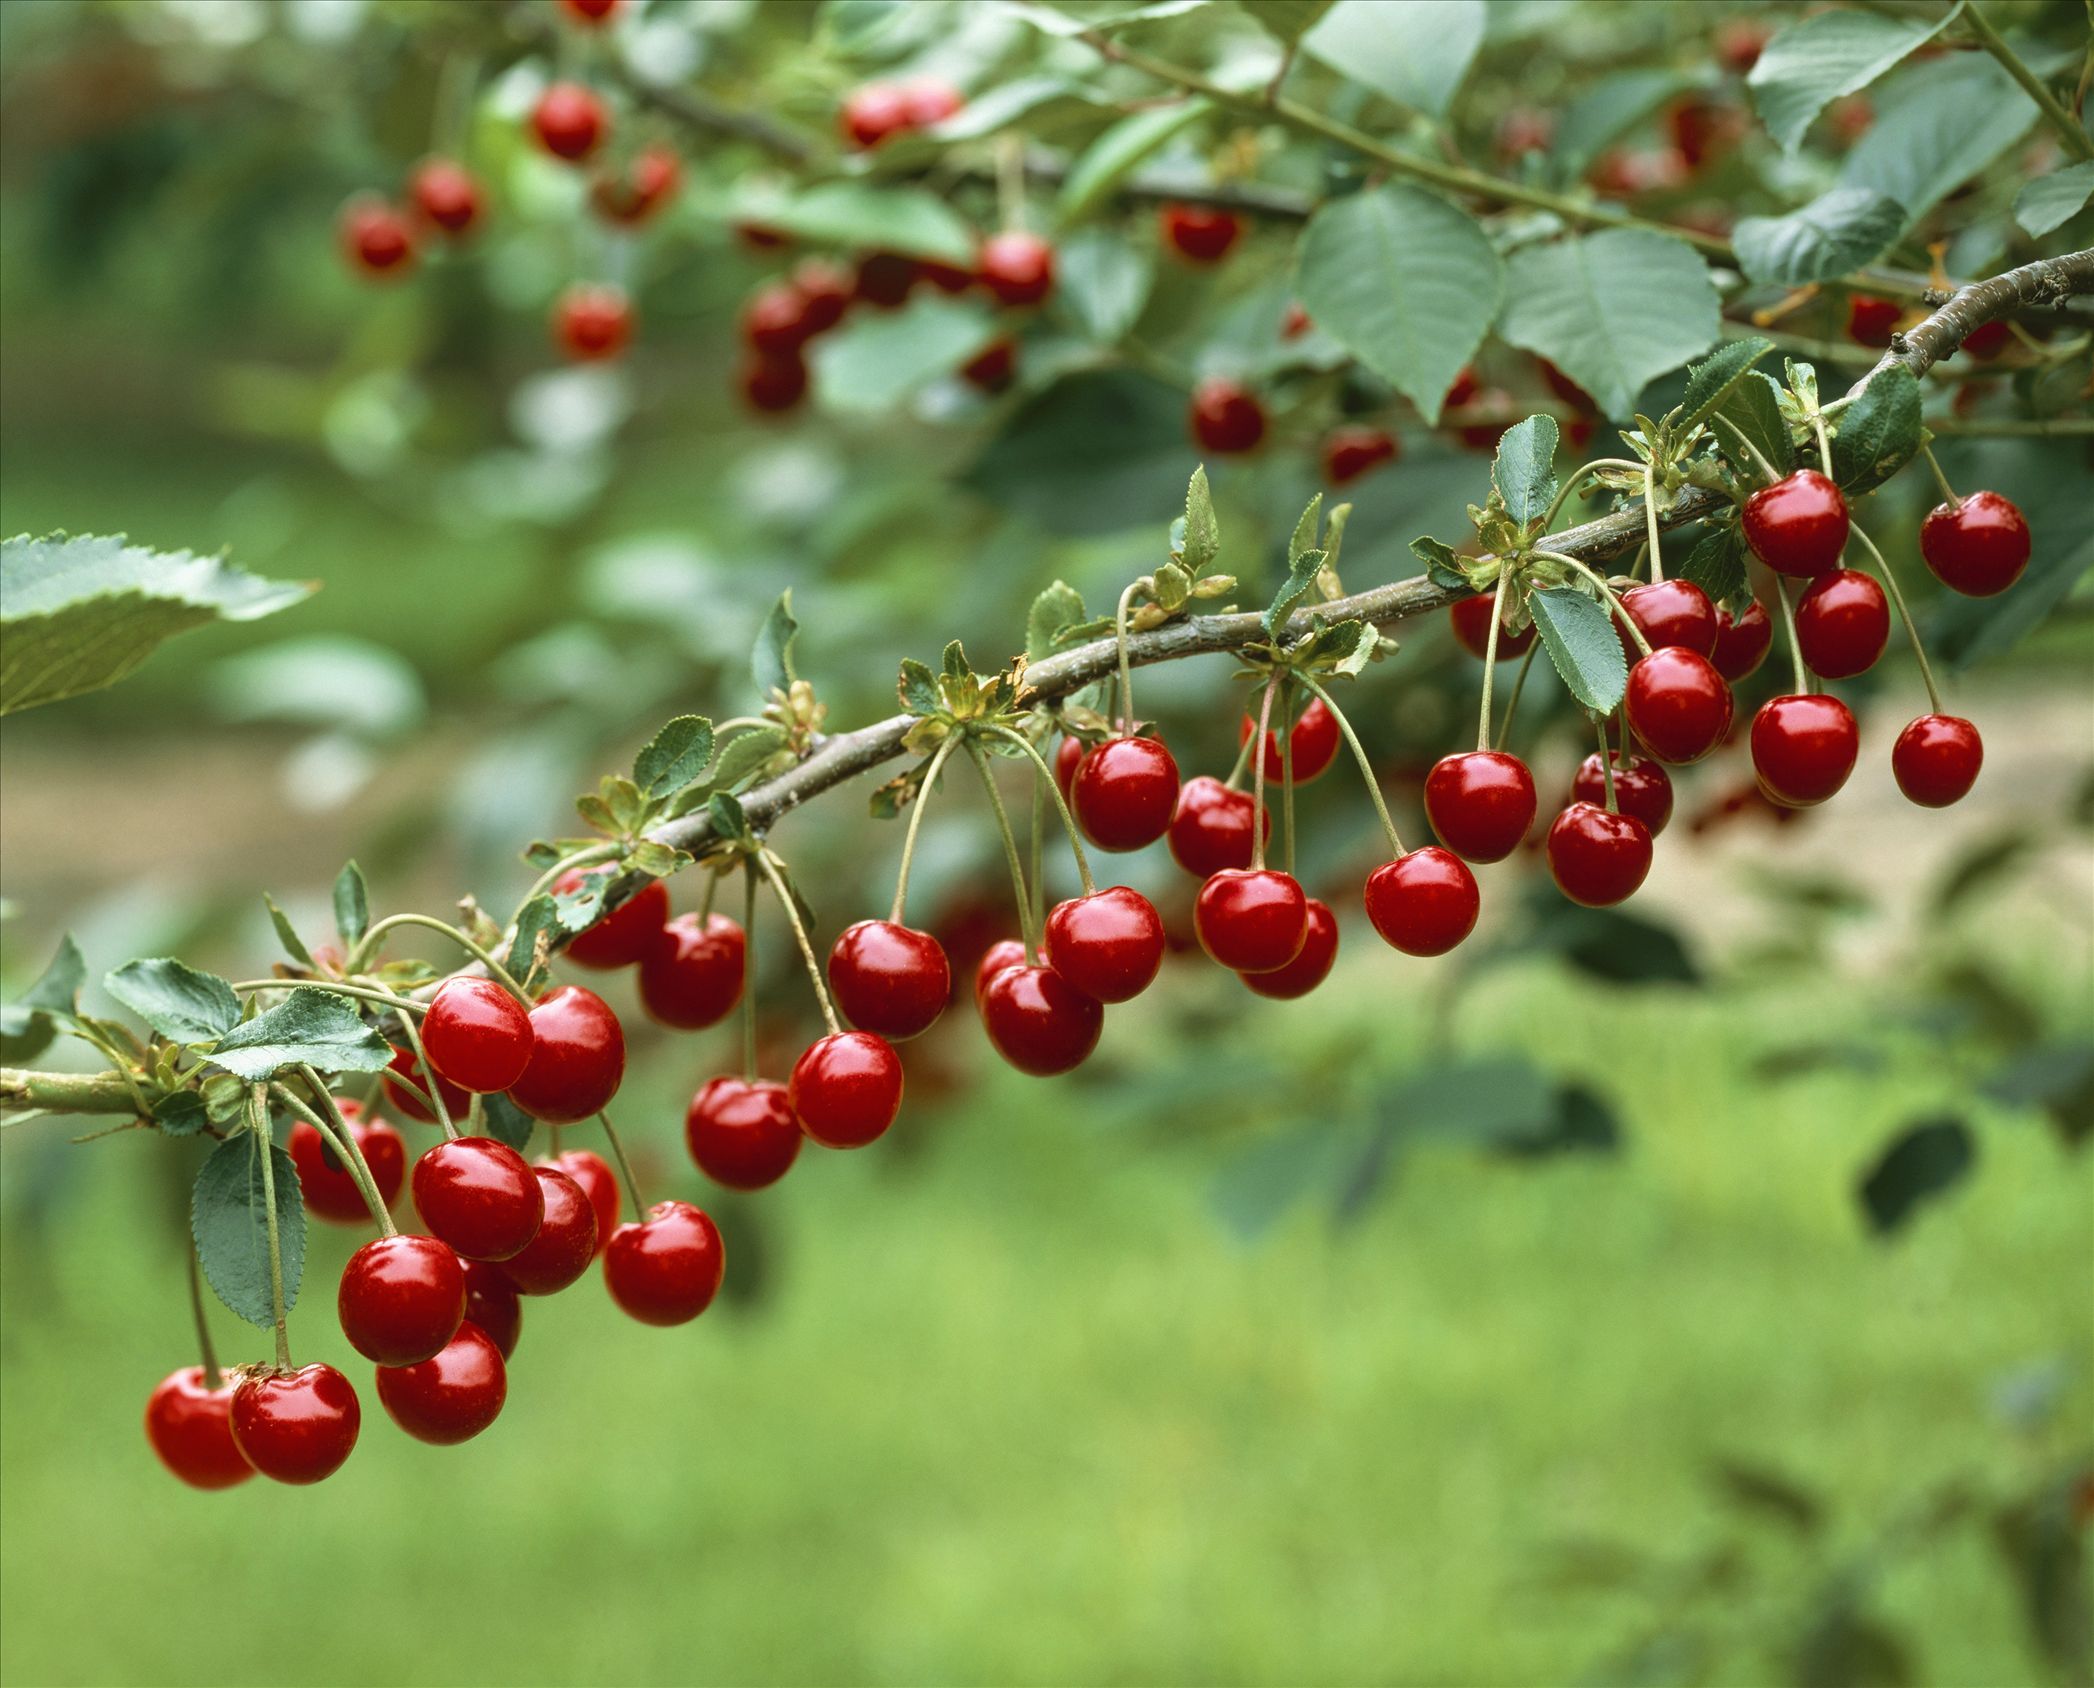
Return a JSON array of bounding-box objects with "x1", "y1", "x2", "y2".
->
[
  {"x1": 690, "y1": 724, "x2": 792, "y2": 806},
  {"x1": 105, "y1": 958, "x2": 240, "y2": 1043},
  {"x1": 331, "y1": 860, "x2": 369, "y2": 946},
  {"x1": 1492, "y1": 416, "x2": 1560, "y2": 528},
  {"x1": 1410, "y1": 535, "x2": 1471, "y2": 593},
  {"x1": 724, "y1": 181, "x2": 975, "y2": 265},
  {"x1": 899, "y1": 661, "x2": 939, "y2": 716},
  {"x1": 1056, "y1": 227, "x2": 1156, "y2": 344},
  {"x1": 206, "y1": 987, "x2": 391, "y2": 1081},
  {"x1": 1734, "y1": 188, "x2": 1906, "y2": 286},
  {"x1": 1265, "y1": 550, "x2": 1328, "y2": 638},
  {"x1": 1676, "y1": 526, "x2": 1750, "y2": 612},
  {"x1": 1057, "y1": 100, "x2": 1211, "y2": 226},
  {"x1": 1678, "y1": 337, "x2": 1776, "y2": 436},
  {"x1": 708, "y1": 791, "x2": 753, "y2": 843},
  {"x1": 627, "y1": 839, "x2": 689, "y2": 878},
  {"x1": 1181, "y1": 466, "x2": 1221, "y2": 574},
  {"x1": 0, "y1": 932, "x2": 85, "y2": 1063},
  {"x1": 152, "y1": 1091, "x2": 210, "y2": 1137},
  {"x1": 1528, "y1": 586, "x2": 1628, "y2": 714},
  {"x1": 1301, "y1": 0, "x2": 1485, "y2": 120},
  {"x1": 550, "y1": 871, "x2": 608, "y2": 935},
  {"x1": 1746, "y1": 8, "x2": 1948, "y2": 153},
  {"x1": 2016, "y1": 161, "x2": 2094, "y2": 238},
  {"x1": 941, "y1": 640, "x2": 970, "y2": 683},
  {"x1": 478, "y1": 1092, "x2": 537, "y2": 1154},
  {"x1": 1715, "y1": 370, "x2": 1795, "y2": 480},
  {"x1": 1025, "y1": 581, "x2": 1087, "y2": 662},
  {"x1": 1830, "y1": 363, "x2": 1923, "y2": 495},
  {"x1": 1839, "y1": 54, "x2": 2033, "y2": 232},
  {"x1": 1322, "y1": 503, "x2": 1352, "y2": 581},
  {"x1": 633, "y1": 715, "x2": 716, "y2": 801},
  {"x1": 508, "y1": 893, "x2": 560, "y2": 982},
  {"x1": 812, "y1": 294, "x2": 999, "y2": 413},
  {"x1": 191, "y1": 1130, "x2": 304, "y2": 1328},
  {"x1": 1288, "y1": 494, "x2": 1324, "y2": 569}
]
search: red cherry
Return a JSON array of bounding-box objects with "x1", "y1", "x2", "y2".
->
[
  {"x1": 900, "y1": 78, "x2": 964, "y2": 128},
  {"x1": 1538, "y1": 359, "x2": 1597, "y2": 413},
  {"x1": 1453, "y1": 389, "x2": 1515, "y2": 452},
  {"x1": 560, "y1": 0, "x2": 621, "y2": 21},
  {"x1": 1188, "y1": 377, "x2": 1266, "y2": 454},
  {"x1": 961, "y1": 336, "x2": 1018, "y2": 392},
  {"x1": 1846, "y1": 294, "x2": 1900, "y2": 348},
  {"x1": 978, "y1": 231, "x2": 1055, "y2": 307},
  {"x1": 1239, "y1": 697, "x2": 1340, "y2": 784},
  {"x1": 339, "y1": 197, "x2": 415, "y2": 277},
  {"x1": 638, "y1": 912, "x2": 745, "y2": 1031},
  {"x1": 1621, "y1": 579, "x2": 1718, "y2": 658},
  {"x1": 1751, "y1": 694, "x2": 1860, "y2": 807},
  {"x1": 1716, "y1": 18, "x2": 1769, "y2": 72},
  {"x1": 789, "y1": 1031, "x2": 903, "y2": 1149},
  {"x1": 979, "y1": 964, "x2": 1102, "y2": 1076},
  {"x1": 741, "y1": 351, "x2": 809, "y2": 413},
  {"x1": 1044, "y1": 886, "x2": 1165, "y2": 1003},
  {"x1": 554, "y1": 869, "x2": 669, "y2": 969},
  {"x1": 544, "y1": 1148, "x2": 620, "y2": 1255},
  {"x1": 1625, "y1": 647, "x2": 1734, "y2": 764},
  {"x1": 1795, "y1": 568, "x2": 1889, "y2": 678},
  {"x1": 532, "y1": 82, "x2": 607, "y2": 161},
  {"x1": 554, "y1": 283, "x2": 632, "y2": 361},
  {"x1": 145, "y1": 1367, "x2": 253, "y2": 1490},
  {"x1": 1711, "y1": 599, "x2": 1773, "y2": 682},
  {"x1": 1957, "y1": 319, "x2": 2011, "y2": 360},
  {"x1": 735, "y1": 220, "x2": 790, "y2": 252},
  {"x1": 604, "y1": 1200, "x2": 724, "y2": 1325},
  {"x1": 407, "y1": 158, "x2": 482, "y2": 235},
  {"x1": 791, "y1": 258, "x2": 853, "y2": 334},
  {"x1": 1071, "y1": 735, "x2": 1180, "y2": 851},
  {"x1": 412, "y1": 1137, "x2": 543, "y2": 1262},
  {"x1": 1423, "y1": 750, "x2": 1538, "y2": 864},
  {"x1": 1054, "y1": 735, "x2": 1086, "y2": 798},
  {"x1": 1546, "y1": 803, "x2": 1653, "y2": 907},
  {"x1": 685, "y1": 1077, "x2": 802, "y2": 1190},
  {"x1": 827, "y1": 920, "x2": 950, "y2": 1041},
  {"x1": 499, "y1": 1165, "x2": 598, "y2": 1295},
  {"x1": 421, "y1": 978, "x2": 533, "y2": 1094},
  {"x1": 1363, "y1": 847, "x2": 1478, "y2": 956},
  {"x1": 1168, "y1": 776, "x2": 1268, "y2": 878},
  {"x1": 383, "y1": 1042, "x2": 472, "y2": 1126},
  {"x1": 1444, "y1": 366, "x2": 1481, "y2": 408},
  {"x1": 461, "y1": 1258, "x2": 522, "y2": 1358},
  {"x1": 1920, "y1": 491, "x2": 2029, "y2": 596},
  {"x1": 590, "y1": 142, "x2": 681, "y2": 224},
  {"x1": 289, "y1": 1113, "x2": 405, "y2": 1225},
  {"x1": 1240, "y1": 899, "x2": 1338, "y2": 999},
  {"x1": 230, "y1": 1364, "x2": 360, "y2": 1485},
  {"x1": 742, "y1": 282, "x2": 817, "y2": 356},
  {"x1": 840, "y1": 83, "x2": 912, "y2": 149},
  {"x1": 374, "y1": 1322, "x2": 507, "y2": 1445},
  {"x1": 1571, "y1": 752, "x2": 1674, "y2": 838},
  {"x1": 1321, "y1": 425, "x2": 1398, "y2": 486},
  {"x1": 1194, "y1": 869, "x2": 1308, "y2": 974},
  {"x1": 1160, "y1": 203, "x2": 1244, "y2": 263},
  {"x1": 921, "y1": 257, "x2": 976, "y2": 294},
  {"x1": 854, "y1": 251, "x2": 921, "y2": 309},
  {"x1": 506, "y1": 985, "x2": 625, "y2": 1125},
  {"x1": 1892, "y1": 714, "x2": 1983, "y2": 807},
  {"x1": 975, "y1": 938, "x2": 1032, "y2": 1002},
  {"x1": 338, "y1": 1233, "x2": 466, "y2": 1366},
  {"x1": 1742, "y1": 469, "x2": 1849, "y2": 578},
  {"x1": 1280, "y1": 302, "x2": 1312, "y2": 340},
  {"x1": 1448, "y1": 594, "x2": 1536, "y2": 659},
  {"x1": 1496, "y1": 107, "x2": 1555, "y2": 159}
]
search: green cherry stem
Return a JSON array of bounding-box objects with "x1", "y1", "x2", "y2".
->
[
  {"x1": 1918, "y1": 441, "x2": 1959, "y2": 506},
  {"x1": 964, "y1": 739, "x2": 1038, "y2": 962},
  {"x1": 753, "y1": 849, "x2": 842, "y2": 1037},
  {"x1": 740, "y1": 857, "x2": 759, "y2": 1082},
  {"x1": 272, "y1": 1078, "x2": 396, "y2": 1236},
  {"x1": 1774, "y1": 577, "x2": 1809, "y2": 697},
  {"x1": 1279, "y1": 676, "x2": 1297, "y2": 879},
  {"x1": 248, "y1": 1087, "x2": 293, "y2": 1373},
  {"x1": 596, "y1": 1113, "x2": 647, "y2": 1220},
  {"x1": 515, "y1": 841, "x2": 620, "y2": 916},
  {"x1": 1249, "y1": 675, "x2": 1278, "y2": 872},
  {"x1": 1536, "y1": 552, "x2": 1653, "y2": 656},
  {"x1": 1643, "y1": 462, "x2": 1665, "y2": 583},
  {"x1": 1595, "y1": 716, "x2": 1618, "y2": 814},
  {"x1": 1113, "y1": 578, "x2": 1147, "y2": 737},
  {"x1": 1494, "y1": 643, "x2": 1539, "y2": 751},
  {"x1": 1475, "y1": 568, "x2": 1511, "y2": 752},
  {"x1": 986, "y1": 726, "x2": 1096, "y2": 896},
  {"x1": 346, "y1": 913, "x2": 528, "y2": 1002},
  {"x1": 231, "y1": 979, "x2": 426, "y2": 1015},
  {"x1": 698, "y1": 864, "x2": 722, "y2": 922},
  {"x1": 1221, "y1": 722, "x2": 1256, "y2": 793},
  {"x1": 395, "y1": 1011, "x2": 458, "y2": 1139},
  {"x1": 1291, "y1": 672, "x2": 1405, "y2": 858},
  {"x1": 890, "y1": 733, "x2": 962, "y2": 924},
  {"x1": 1811, "y1": 412, "x2": 1835, "y2": 479},
  {"x1": 1848, "y1": 522, "x2": 1946, "y2": 714},
  {"x1": 1029, "y1": 771, "x2": 1045, "y2": 940},
  {"x1": 1538, "y1": 459, "x2": 1647, "y2": 534},
  {"x1": 186, "y1": 1245, "x2": 221, "y2": 1390}
]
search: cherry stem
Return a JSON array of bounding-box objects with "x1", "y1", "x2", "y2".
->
[
  {"x1": 1539, "y1": 553, "x2": 1653, "y2": 656},
  {"x1": 890, "y1": 733, "x2": 961, "y2": 924},
  {"x1": 1539, "y1": 459, "x2": 1645, "y2": 534},
  {"x1": 395, "y1": 1011, "x2": 458, "y2": 1139},
  {"x1": 185, "y1": 1246, "x2": 221, "y2": 1390},
  {"x1": 347, "y1": 913, "x2": 528, "y2": 1002},
  {"x1": 1711, "y1": 414, "x2": 1780, "y2": 485},
  {"x1": 698, "y1": 865, "x2": 721, "y2": 922},
  {"x1": 1114, "y1": 579, "x2": 1145, "y2": 738},
  {"x1": 740, "y1": 858, "x2": 759, "y2": 1082},
  {"x1": 1595, "y1": 716, "x2": 1618, "y2": 814},
  {"x1": 596, "y1": 1112, "x2": 646, "y2": 1220},
  {"x1": 232, "y1": 979, "x2": 424, "y2": 1015},
  {"x1": 1475, "y1": 569, "x2": 1511, "y2": 752},
  {"x1": 515, "y1": 841, "x2": 619, "y2": 917},
  {"x1": 995, "y1": 132, "x2": 1026, "y2": 230},
  {"x1": 248, "y1": 1087, "x2": 293, "y2": 1372},
  {"x1": 753, "y1": 848, "x2": 842, "y2": 1037},
  {"x1": 1848, "y1": 522, "x2": 1945, "y2": 714},
  {"x1": 1249, "y1": 675, "x2": 1278, "y2": 872},
  {"x1": 1221, "y1": 723, "x2": 1256, "y2": 792},
  {"x1": 1812, "y1": 412, "x2": 1834, "y2": 479},
  {"x1": 1029, "y1": 773, "x2": 1046, "y2": 939},
  {"x1": 1919, "y1": 441, "x2": 1959, "y2": 506},
  {"x1": 965, "y1": 739, "x2": 1038, "y2": 962},
  {"x1": 986, "y1": 726, "x2": 1095, "y2": 896},
  {"x1": 290, "y1": 1067, "x2": 396, "y2": 1236},
  {"x1": 1643, "y1": 461, "x2": 1665, "y2": 583},
  {"x1": 1774, "y1": 577, "x2": 1809, "y2": 697},
  {"x1": 1278, "y1": 677, "x2": 1297, "y2": 880},
  {"x1": 1494, "y1": 643, "x2": 1538, "y2": 751},
  {"x1": 1291, "y1": 672, "x2": 1404, "y2": 858}
]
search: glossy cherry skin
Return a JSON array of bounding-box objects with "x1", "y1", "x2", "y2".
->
[
  {"x1": 1321, "y1": 426, "x2": 1398, "y2": 486},
  {"x1": 340, "y1": 198, "x2": 414, "y2": 277},
  {"x1": 1160, "y1": 202, "x2": 1244, "y2": 262},
  {"x1": 1423, "y1": 751, "x2": 1537, "y2": 864},
  {"x1": 1054, "y1": 735, "x2": 1085, "y2": 798},
  {"x1": 1448, "y1": 594, "x2": 1536, "y2": 660},
  {"x1": 560, "y1": 0, "x2": 620, "y2": 20},
  {"x1": 840, "y1": 82, "x2": 912, "y2": 149},
  {"x1": 1751, "y1": 694, "x2": 1860, "y2": 808},
  {"x1": 1546, "y1": 803, "x2": 1653, "y2": 907},
  {"x1": 977, "y1": 231, "x2": 1055, "y2": 307},
  {"x1": 497, "y1": 1165, "x2": 598, "y2": 1295},
  {"x1": 555, "y1": 869, "x2": 669, "y2": 969},
  {"x1": 1920, "y1": 491, "x2": 2029, "y2": 597},
  {"x1": 375, "y1": 1323, "x2": 507, "y2": 1446},
  {"x1": 555, "y1": 284, "x2": 631, "y2": 361},
  {"x1": 1240, "y1": 697, "x2": 1340, "y2": 785},
  {"x1": 1625, "y1": 647, "x2": 1734, "y2": 765},
  {"x1": 461, "y1": 1258, "x2": 522, "y2": 1359},
  {"x1": 742, "y1": 352, "x2": 809, "y2": 413},
  {"x1": 1045, "y1": 887, "x2": 1165, "y2": 1003},
  {"x1": 1572, "y1": 752, "x2": 1673, "y2": 837},
  {"x1": 289, "y1": 1111, "x2": 405, "y2": 1225},
  {"x1": 1742, "y1": 469, "x2": 1849, "y2": 578},
  {"x1": 789, "y1": 1031, "x2": 904, "y2": 1150},
  {"x1": 1188, "y1": 377, "x2": 1266, "y2": 454},
  {"x1": 791, "y1": 258, "x2": 853, "y2": 333},
  {"x1": 1846, "y1": 294, "x2": 1900, "y2": 348},
  {"x1": 338, "y1": 1233, "x2": 466, "y2": 1366},
  {"x1": 1240, "y1": 899, "x2": 1338, "y2": 999},
  {"x1": 1711, "y1": 599, "x2": 1773, "y2": 682},
  {"x1": 899, "y1": 78, "x2": 964, "y2": 128},
  {"x1": 1892, "y1": 714, "x2": 1983, "y2": 807},
  {"x1": 422, "y1": 978, "x2": 533, "y2": 1094},
  {"x1": 145, "y1": 1367, "x2": 253, "y2": 1490},
  {"x1": 604, "y1": 1201, "x2": 725, "y2": 1326},
  {"x1": 383, "y1": 1042, "x2": 472, "y2": 1126},
  {"x1": 1071, "y1": 735, "x2": 1180, "y2": 851},
  {"x1": 230, "y1": 1364, "x2": 360, "y2": 1485},
  {"x1": 975, "y1": 939, "x2": 1031, "y2": 1002},
  {"x1": 507, "y1": 986, "x2": 625, "y2": 1125},
  {"x1": 854, "y1": 251, "x2": 920, "y2": 309},
  {"x1": 1168, "y1": 776, "x2": 1268, "y2": 878},
  {"x1": 827, "y1": 920, "x2": 950, "y2": 1041},
  {"x1": 411, "y1": 1137, "x2": 544, "y2": 1263},
  {"x1": 532, "y1": 82, "x2": 607, "y2": 161},
  {"x1": 1958, "y1": 319, "x2": 2011, "y2": 360},
  {"x1": 1363, "y1": 848, "x2": 1479, "y2": 957},
  {"x1": 590, "y1": 142, "x2": 681, "y2": 224},
  {"x1": 1194, "y1": 869, "x2": 1308, "y2": 974},
  {"x1": 1621, "y1": 579, "x2": 1717, "y2": 658},
  {"x1": 1795, "y1": 568, "x2": 1889, "y2": 678},
  {"x1": 639, "y1": 912, "x2": 745, "y2": 1031},
  {"x1": 545, "y1": 1149, "x2": 620, "y2": 1255},
  {"x1": 979, "y1": 964, "x2": 1103, "y2": 1076},
  {"x1": 685, "y1": 1077, "x2": 802, "y2": 1190},
  {"x1": 962, "y1": 337, "x2": 1018, "y2": 392},
  {"x1": 743, "y1": 282, "x2": 817, "y2": 356},
  {"x1": 408, "y1": 158, "x2": 481, "y2": 234}
]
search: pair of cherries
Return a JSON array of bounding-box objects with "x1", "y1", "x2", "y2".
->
[
  {"x1": 337, "y1": 153, "x2": 482, "y2": 281},
  {"x1": 396, "y1": 972, "x2": 625, "y2": 1130}
]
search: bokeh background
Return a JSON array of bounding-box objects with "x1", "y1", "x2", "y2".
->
[{"x1": 2, "y1": 2, "x2": 2090, "y2": 1684}]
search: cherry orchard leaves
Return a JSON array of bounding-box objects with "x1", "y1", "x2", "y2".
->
[
  {"x1": 192, "y1": 1129, "x2": 306, "y2": 1327},
  {"x1": 1299, "y1": 0, "x2": 1486, "y2": 121},
  {"x1": 1745, "y1": 6, "x2": 1952, "y2": 153},
  {"x1": 1733, "y1": 188, "x2": 1907, "y2": 287},
  {"x1": 1838, "y1": 54, "x2": 2035, "y2": 234},
  {"x1": 2016, "y1": 162, "x2": 2094, "y2": 239},
  {"x1": 1527, "y1": 587, "x2": 1627, "y2": 716}
]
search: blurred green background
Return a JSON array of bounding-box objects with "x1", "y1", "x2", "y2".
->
[{"x1": 2, "y1": 2, "x2": 2091, "y2": 1685}]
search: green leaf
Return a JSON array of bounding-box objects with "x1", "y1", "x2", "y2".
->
[
  {"x1": 104, "y1": 958, "x2": 240, "y2": 1043},
  {"x1": 1676, "y1": 525, "x2": 1750, "y2": 612},
  {"x1": 752, "y1": 588, "x2": 801, "y2": 697},
  {"x1": 1491, "y1": 416, "x2": 1560, "y2": 528},
  {"x1": 1733, "y1": 188, "x2": 1906, "y2": 286},
  {"x1": 627, "y1": 840, "x2": 690, "y2": 879},
  {"x1": 923, "y1": 74, "x2": 1094, "y2": 141},
  {"x1": 331, "y1": 860, "x2": 369, "y2": 946},
  {"x1": 1528, "y1": 586, "x2": 1627, "y2": 714},
  {"x1": 1839, "y1": 54, "x2": 2034, "y2": 231},
  {"x1": 2016, "y1": 161, "x2": 2094, "y2": 238},
  {"x1": 508, "y1": 893, "x2": 560, "y2": 982},
  {"x1": 966, "y1": 370, "x2": 1188, "y2": 536},
  {"x1": 1553, "y1": 68, "x2": 1702, "y2": 178},
  {"x1": 1057, "y1": 101, "x2": 1211, "y2": 226},
  {"x1": 1677, "y1": 337, "x2": 1776, "y2": 435},
  {"x1": 695, "y1": 724, "x2": 791, "y2": 799},
  {"x1": 1857, "y1": 1117, "x2": 1974, "y2": 1234},
  {"x1": 899, "y1": 658, "x2": 941, "y2": 714},
  {"x1": 262, "y1": 895, "x2": 316, "y2": 970},
  {"x1": 1181, "y1": 466, "x2": 1221, "y2": 574},
  {"x1": 151, "y1": 1091, "x2": 210, "y2": 1137},
  {"x1": 1293, "y1": 186, "x2": 1502, "y2": 424},
  {"x1": 1830, "y1": 363, "x2": 1922, "y2": 495},
  {"x1": 1745, "y1": 8, "x2": 1949, "y2": 153},
  {"x1": 1056, "y1": 228, "x2": 1155, "y2": 345},
  {"x1": 726, "y1": 181, "x2": 975, "y2": 265},
  {"x1": 0, "y1": 932, "x2": 85, "y2": 1062},
  {"x1": 1300, "y1": 0, "x2": 1485, "y2": 120},
  {"x1": 0, "y1": 533, "x2": 312, "y2": 716},
  {"x1": 1498, "y1": 231, "x2": 1720, "y2": 419},
  {"x1": 1715, "y1": 370, "x2": 1795, "y2": 480},
  {"x1": 1025, "y1": 581, "x2": 1088, "y2": 662},
  {"x1": 1264, "y1": 550, "x2": 1328, "y2": 638},
  {"x1": 207, "y1": 987, "x2": 391, "y2": 1081},
  {"x1": 1410, "y1": 535, "x2": 1471, "y2": 593},
  {"x1": 478, "y1": 1092, "x2": 537, "y2": 1154},
  {"x1": 1152, "y1": 560, "x2": 1193, "y2": 614},
  {"x1": 1240, "y1": 0, "x2": 1333, "y2": 47},
  {"x1": 1001, "y1": 0, "x2": 1204, "y2": 37},
  {"x1": 812, "y1": 294, "x2": 998, "y2": 413},
  {"x1": 1288, "y1": 495, "x2": 1324, "y2": 570},
  {"x1": 192, "y1": 1131, "x2": 305, "y2": 1327},
  {"x1": 633, "y1": 715, "x2": 716, "y2": 801},
  {"x1": 707, "y1": 791, "x2": 753, "y2": 845}
]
